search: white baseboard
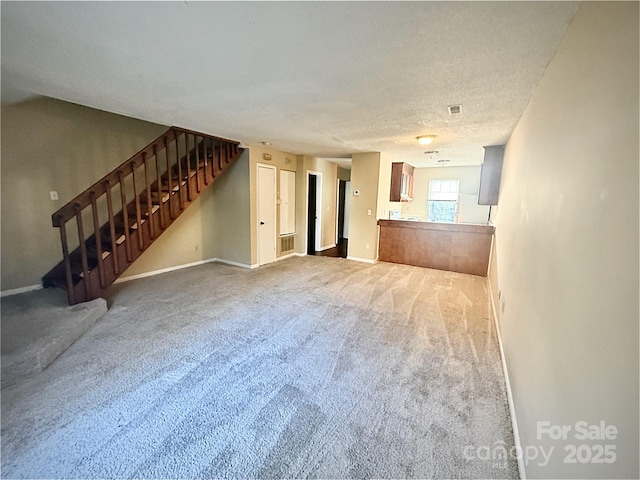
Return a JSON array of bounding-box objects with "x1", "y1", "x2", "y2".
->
[
  {"x1": 488, "y1": 280, "x2": 526, "y2": 480},
  {"x1": 115, "y1": 257, "x2": 255, "y2": 284},
  {"x1": 346, "y1": 255, "x2": 377, "y2": 264},
  {"x1": 317, "y1": 243, "x2": 336, "y2": 252},
  {"x1": 115, "y1": 258, "x2": 219, "y2": 283},
  {"x1": 276, "y1": 253, "x2": 296, "y2": 262},
  {"x1": 214, "y1": 258, "x2": 255, "y2": 269},
  {"x1": 1, "y1": 283, "x2": 43, "y2": 297}
]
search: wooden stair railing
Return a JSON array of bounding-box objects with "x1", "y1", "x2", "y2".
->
[{"x1": 42, "y1": 127, "x2": 243, "y2": 305}]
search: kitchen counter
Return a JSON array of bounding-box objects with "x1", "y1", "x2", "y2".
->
[{"x1": 378, "y1": 219, "x2": 495, "y2": 276}]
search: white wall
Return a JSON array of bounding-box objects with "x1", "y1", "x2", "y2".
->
[{"x1": 490, "y1": 3, "x2": 639, "y2": 478}]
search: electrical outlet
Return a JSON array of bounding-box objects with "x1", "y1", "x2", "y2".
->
[
  {"x1": 365, "y1": 244, "x2": 370, "y2": 250},
  {"x1": 49, "y1": 191, "x2": 59, "y2": 201},
  {"x1": 367, "y1": 209, "x2": 372, "y2": 216}
]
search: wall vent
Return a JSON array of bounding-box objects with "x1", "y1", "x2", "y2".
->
[
  {"x1": 448, "y1": 104, "x2": 462, "y2": 115},
  {"x1": 280, "y1": 235, "x2": 295, "y2": 252}
]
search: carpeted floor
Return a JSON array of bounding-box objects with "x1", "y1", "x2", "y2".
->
[{"x1": 1, "y1": 256, "x2": 518, "y2": 479}]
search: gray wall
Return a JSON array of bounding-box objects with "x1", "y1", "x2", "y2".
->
[{"x1": 490, "y1": 2, "x2": 639, "y2": 478}]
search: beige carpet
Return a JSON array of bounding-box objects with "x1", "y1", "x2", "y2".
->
[{"x1": 1, "y1": 256, "x2": 518, "y2": 479}]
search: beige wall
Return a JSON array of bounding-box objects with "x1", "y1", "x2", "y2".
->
[
  {"x1": 1, "y1": 97, "x2": 168, "y2": 290},
  {"x1": 293, "y1": 155, "x2": 340, "y2": 254},
  {"x1": 337, "y1": 166, "x2": 351, "y2": 182},
  {"x1": 248, "y1": 145, "x2": 299, "y2": 264},
  {"x1": 122, "y1": 149, "x2": 253, "y2": 276},
  {"x1": 347, "y1": 152, "x2": 380, "y2": 261},
  {"x1": 209, "y1": 151, "x2": 252, "y2": 266},
  {"x1": 376, "y1": 152, "x2": 395, "y2": 221},
  {"x1": 490, "y1": 3, "x2": 638, "y2": 478},
  {"x1": 402, "y1": 165, "x2": 482, "y2": 221},
  {"x1": 1, "y1": 97, "x2": 252, "y2": 289}
]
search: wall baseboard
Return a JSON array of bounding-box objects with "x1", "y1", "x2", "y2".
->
[
  {"x1": 317, "y1": 243, "x2": 336, "y2": 252},
  {"x1": 488, "y1": 280, "x2": 526, "y2": 480},
  {"x1": 276, "y1": 253, "x2": 296, "y2": 262},
  {"x1": 214, "y1": 258, "x2": 256, "y2": 269},
  {"x1": 115, "y1": 258, "x2": 220, "y2": 284},
  {"x1": 346, "y1": 255, "x2": 376, "y2": 264},
  {"x1": 115, "y1": 257, "x2": 255, "y2": 284},
  {"x1": 1, "y1": 283, "x2": 43, "y2": 298}
]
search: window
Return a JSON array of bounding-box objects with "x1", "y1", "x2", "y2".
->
[{"x1": 428, "y1": 179, "x2": 459, "y2": 223}]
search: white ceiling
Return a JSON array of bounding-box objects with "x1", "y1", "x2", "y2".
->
[{"x1": 1, "y1": 1, "x2": 579, "y2": 167}]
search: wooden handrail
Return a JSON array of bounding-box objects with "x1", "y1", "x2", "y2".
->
[
  {"x1": 51, "y1": 127, "x2": 240, "y2": 226},
  {"x1": 46, "y1": 125, "x2": 243, "y2": 305}
]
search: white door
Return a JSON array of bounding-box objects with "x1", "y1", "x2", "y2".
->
[{"x1": 257, "y1": 164, "x2": 276, "y2": 265}]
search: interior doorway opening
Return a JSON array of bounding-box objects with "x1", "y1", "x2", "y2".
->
[{"x1": 306, "y1": 171, "x2": 322, "y2": 255}]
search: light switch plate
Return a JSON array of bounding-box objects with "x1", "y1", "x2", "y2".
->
[{"x1": 50, "y1": 191, "x2": 59, "y2": 201}]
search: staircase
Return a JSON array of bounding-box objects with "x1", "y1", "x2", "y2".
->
[{"x1": 42, "y1": 127, "x2": 244, "y2": 305}]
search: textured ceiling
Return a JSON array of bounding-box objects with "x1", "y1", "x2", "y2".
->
[{"x1": 1, "y1": 1, "x2": 578, "y2": 167}]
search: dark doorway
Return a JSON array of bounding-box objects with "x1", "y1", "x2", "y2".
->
[
  {"x1": 312, "y1": 239, "x2": 348, "y2": 258},
  {"x1": 307, "y1": 174, "x2": 318, "y2": 254},
  {"x1": 337, "y1": 180, "x2": 346, "y2": 242}
]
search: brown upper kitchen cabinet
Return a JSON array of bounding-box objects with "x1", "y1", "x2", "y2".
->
[
  {"x1": 390, "y1": 162, "x2": 415, "y2": 202},
  {"x1": 478, "y1": 145, "x2": 505, "y2": 206}
]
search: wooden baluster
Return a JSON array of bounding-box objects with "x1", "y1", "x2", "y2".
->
[
  {"x1": 221, "y1": 141, "x2": 228, "y2": 168},
  {"x1": 217, "y1": 140, "x2": 223, "y2": 174},
  {"x1": 154, "y1": 144, "x2": 165, "y2": 229},
  {"x1": 209, "y1": 139, "x2": 214, "y2": 177},
  {"x1": 104, "y1": 180, "x2": 120, "y2": 275},
  {"x1": 58, "y1": 218, "x2": 76, "y2": 305},
  {"x1": 193, "y1": 135, "x2": 200, "y2": 193},
  {"x1": 196, "y1": 136, "x2": 203, "y2": 193},
  {"x1": 132, "y1": 162, "x2": 144, "y2": 250},
  {"x1": 90, "y1": 191, "x2": 106, "y2": 288},
  {"x1": 203, "y1": 137, "x2": 209, "y2": 186},
  {"x1": 143, "y1": 152, "x2": 155, "y2": 239},
  {"x1": 118, "y1": 170, "x2": 132, "y2": 262},
  {"x1": 176, "y1": 131, "x2": 185, "y2": 210},
  {"x1": 164, "y1": 135, "x2": 174, "y2": 220},
  {"x1": 210, "y1": 139, "x2": 217, "y2": 178},
  {"x1": 185, "y1": 133, "x2": 193, "y2": 201},
  {"x1": 75, "y1": 204, "x2": 92, "y2": 300}
]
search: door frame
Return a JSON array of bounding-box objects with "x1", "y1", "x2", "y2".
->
[
  {"x1": 305, "y1": 170, "x2": 323, "y2": 254},
  {"x1": 257, "y1": 163, "x2": 277, "y2": 266}
]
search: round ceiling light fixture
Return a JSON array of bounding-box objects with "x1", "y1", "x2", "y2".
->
[{"x1": 416, "y1": 135, "x2": 437, "y2": 145}]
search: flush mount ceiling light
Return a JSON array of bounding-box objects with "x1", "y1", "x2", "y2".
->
[
  {"x1": 261, "y1": 141, "x2": 271, "y2": 146},
  {"x1": 416, "y1": 135, "x2": 437, "y2": 145}
]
